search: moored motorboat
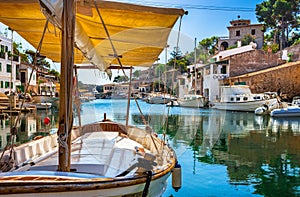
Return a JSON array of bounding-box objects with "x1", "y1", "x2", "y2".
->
[
  {"x1": 212, "y1": 85, "x2": 278, "y2": 112},
  {"x1": 178, "y1": 94, "x2": 208, "y2": 108},
  {"x1": 146, "y1": 93, "x2": 176, "y2": 104},
  {"x1": 270, "y1": 106, "x2": 300, "y2": 117}
]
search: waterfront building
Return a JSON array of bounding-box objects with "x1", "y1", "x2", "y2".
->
[
  {"x1": 0, "y1": 33, "x2": 21, "y2": 94},
  {"x1": 217, "y1": 17, "x2": 264, "y2": 51},
  {"x1": 19, "y1": 62, "x2": 38, "y2": 93}
]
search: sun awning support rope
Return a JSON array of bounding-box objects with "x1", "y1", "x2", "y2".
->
[
  {"x1": 0, "y1": 19, "x2": 50, "y2": 170},
  {"x1": 93, "y1": 1, "x2": 128, "y2": 80}
]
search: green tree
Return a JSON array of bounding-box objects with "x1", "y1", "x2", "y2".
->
[
  {"x1": 113, "y1": 75, "x2": 127, "y2": 83},
  {"x1": 48, "y1": 69, "x2": 60, "y2": 79},
  {"x1": 167, "y1": 47, "x2": 190, "y2": 73},
  {"x1": 155, "y1": 64, "x2": 166, "y2": 77},
  {"x1": 256, "y1": 0, "x2": 300, "y2": 49},
  {"x1": 241, "y1": 34, "x2": 256, "y2": 46},
  {"x1": 132, "y1": 70, "x2": 140, "y2": 79},
  {"x1": 199, "y1": 36, "x2": 219, "y2": 56}
]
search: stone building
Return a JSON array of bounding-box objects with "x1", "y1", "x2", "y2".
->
[{"x1": 218, "y1": 18, "x2": 264, "y2": 51}]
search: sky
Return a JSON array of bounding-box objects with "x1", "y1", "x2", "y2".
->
[{"x1": 0, "y1": 0, "x2": 264, "y2": 85}]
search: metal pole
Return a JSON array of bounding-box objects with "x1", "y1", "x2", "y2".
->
[{"x1": 125, "y1": 66, "x2": 133, "y2": 129}]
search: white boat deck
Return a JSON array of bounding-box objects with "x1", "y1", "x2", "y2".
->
[{"x1": 29, "y1": 131, "x2": 145, "y2": 177}]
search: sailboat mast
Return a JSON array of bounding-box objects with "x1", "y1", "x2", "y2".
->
[
  {"x1": 194, "y1": 38, "x2": 197, "y2": 95},
  {"x1": 57, "y1": 0, "x2": 75, "y2": 172}
]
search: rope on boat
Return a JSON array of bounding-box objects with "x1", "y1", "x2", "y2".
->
[
  {"x1": 142, "y1": 171, "x2": 153, "y2": 197},
  {"x1": 93, "y1": 1, "x2": 127, "y2": 79},
  {"x1": 0, "y1": 19, "x2": 51, "y2": 168}
]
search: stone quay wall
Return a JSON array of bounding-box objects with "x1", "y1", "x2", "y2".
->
[
  {"x1": 226, "y1": 61, "x2": 300, "y2": 101},
  {"x1": 229, "y1": 50, "x2": 285, "y2": 77}
]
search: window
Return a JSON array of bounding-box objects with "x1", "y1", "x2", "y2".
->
[
  {"x1": 5, "y1": 81, "x2": 10, "y2": 88},
  {"x1": 236, "y1": 30, "x2": 240, "y2": 36},
  {"x1": 251, "y1": 29, "x2": 255, "y2": 35},
  {"x1": 0, "y1": 81, "x2": 3, "y2": 88},
  {"x1": 0, "y1": 62, "x2": 2, "y2": 72},
  {"x1": 6, "y1": 64, "x2": 11, "y2": 73},
  {"x1": 221, "y1": 66, "x2": 227, "y2": 74}
]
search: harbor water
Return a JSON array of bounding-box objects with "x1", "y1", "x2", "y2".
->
[{"x1": 1, "y1": 99, "x2": 300, "y2": 196}]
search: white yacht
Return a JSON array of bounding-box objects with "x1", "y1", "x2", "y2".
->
[{"x1": 212, "y1": 85, "x2": 278, "y2": 112}]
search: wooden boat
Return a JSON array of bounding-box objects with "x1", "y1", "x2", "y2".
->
[
  {"x1": 0, "y1": 0, "x2": 185, "y2": 196},
  {"x1": 212, "y1": 85, "x2": 278, "y2": 112},
  {"x1": 0, "y1": 120, "x2": 178, "y2": 196}
]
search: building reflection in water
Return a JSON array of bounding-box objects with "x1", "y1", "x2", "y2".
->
[
  {"x1": 0, "y1": 109, "x2": 59, "y2": 150},
  {"x1": 131, "y1": 108, "x2": 300, "y2": 196}
]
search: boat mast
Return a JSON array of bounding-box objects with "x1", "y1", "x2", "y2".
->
[
  {"x1": 194, "y1": 37, "x2": 197, "y2": 95},
  {"x1": 57, "y1": 0, "x2": 75, "y2": 172}
]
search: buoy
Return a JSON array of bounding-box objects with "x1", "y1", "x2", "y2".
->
[
  {"x1": 172, "y1": 162, "x2": 182, "y2": 192},
  {"x1": 44, "y1": 117, "x2": 51, "y2": 125}
]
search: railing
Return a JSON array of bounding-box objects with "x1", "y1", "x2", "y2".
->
[{"x1": 212, "y1": 74, "x2": 228, "y2": 80}]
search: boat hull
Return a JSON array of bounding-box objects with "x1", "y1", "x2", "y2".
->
[
  {"x1": 0, "y1": 171, "x2": 171, "y2": 197},
  {"x1": 179, "y1": 99, "x2": 206, "y2": 108},
  {"x1": 212, "y1": 98, "x2": 278, "y2": 112}
]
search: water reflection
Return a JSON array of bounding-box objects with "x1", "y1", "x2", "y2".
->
[
  {"x1": 1, "y1": 99, "x2": 299, "y2": 196},
  {"x1": 0, "y1": 109, "x2": 59, "y2": 150}
]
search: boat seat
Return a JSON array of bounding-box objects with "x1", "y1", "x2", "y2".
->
[
  {"x1": 30, "y1": 164, "x2": 106, "y2": 175},
  {"x1": 104, "y1": 137, "x2": 143, "y2": 177}
]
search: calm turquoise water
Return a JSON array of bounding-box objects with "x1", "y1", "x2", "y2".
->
[{"x1": 1, "y1": 99, "x2": 300, "y2": 196}]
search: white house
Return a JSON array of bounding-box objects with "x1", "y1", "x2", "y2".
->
[
  {"x1": 0, "y1": 33, "x2": 21, "y2": 93},
  {"x1": 199, "y1": 43, "x2": 256, "y2": 103}
]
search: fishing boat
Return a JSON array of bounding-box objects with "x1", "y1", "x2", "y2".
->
[
  {"x1": 0, "y1": 0, "x2": 185, "y2": 196},
  {"x1": 212, "y1": 85, "x2": 278, "y2": 112}
]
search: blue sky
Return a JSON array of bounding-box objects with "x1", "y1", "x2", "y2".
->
[{"x1": 0, "y1": 0, "x2": 264, "y2": 84}]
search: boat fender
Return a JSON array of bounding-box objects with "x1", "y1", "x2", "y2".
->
[
  {"x1": 44, "y1": 117, "x2": 51, "y2": 125},
  {"x1": 172, "y1": 162, "x2": 182, "y2": 192}
]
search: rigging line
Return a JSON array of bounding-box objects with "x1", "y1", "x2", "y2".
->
[
  {"x1": 163, "y1": 15, "x2": 183, "y2": 134},
  {"x1": 93, "y1": 1, "x2": 128, "y2": 79},
  {"x1": 12, "y1": 19, "x2": 50, "y2": 131},
  {"x1": 2, "y1": 19, "x2": 50, "y2": 162},
  {"x1": 133, "y1": 97, "x2": 159, "y2": 153}
]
